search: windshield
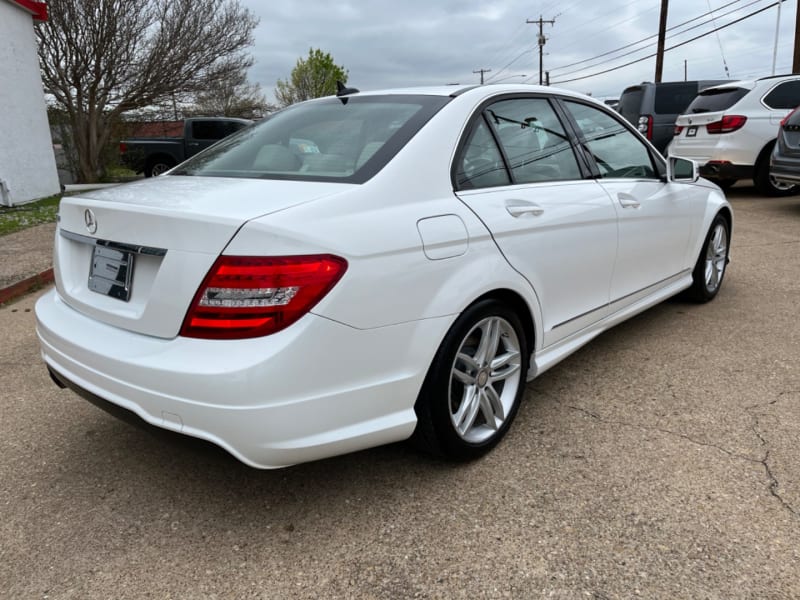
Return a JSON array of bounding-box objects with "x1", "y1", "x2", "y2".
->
[{"x1": 172, "y1": 95, "x2": 451, "y2": 183}]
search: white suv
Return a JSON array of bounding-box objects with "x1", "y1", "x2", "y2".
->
[{"x1": 668, "y1": 74, "x2": 800, "y2": 195}]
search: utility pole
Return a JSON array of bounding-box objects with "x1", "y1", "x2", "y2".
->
[
  {"x1": 527, "y1": 15, "x2": 556, "y2": 85},
  {"x1": 795, "y1": 0, "x2": 800, "y2": 72},
  {"x1": 654, "y1": 0, "x2": 669, "y2": 82},
  {"x1": 473, "y1": 68, "x2": 492, "y2": 84}
]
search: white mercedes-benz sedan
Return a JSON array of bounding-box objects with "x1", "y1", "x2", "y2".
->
[{"x1": 36, "y1": 84, "x2": 732, "y2": 468}]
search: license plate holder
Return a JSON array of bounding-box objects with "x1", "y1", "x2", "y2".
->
[
  {"x1": 88, "y1": 245, "x2": 134, "y2": 301},
  {"x1": 686, "y1": 126, "x2": 698, "y2": 137}
]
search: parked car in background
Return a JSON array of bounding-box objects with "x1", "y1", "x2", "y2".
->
[
  {"x1": 618, "y1": 80, "x2": 726, "y2": 153},
  {"x1": 36, "y1": 84, "x2": 732, "y2": 468},
  {"x1": 120, "y1": 117, "x2": 252, "y2": 177},
  {"x1": 669, "y1": 74, "x2": 800, "y2": 195},
  {"x1": 770, "y1": 106, "x2": 800, "y2": 186}
]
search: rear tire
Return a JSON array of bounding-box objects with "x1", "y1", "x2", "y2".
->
[
  {"x1": 686, "y1": 214, "x2": 730, "y2": 303},
  {"x1": 754, "y1": 147, "x2": 797, "y2": 196},
  {"x1": 145, "y1": 157, "x2": 175, "y2": 178},
  {"x1": 412, "y1": 299, "x2": 529, "y2": 460}
]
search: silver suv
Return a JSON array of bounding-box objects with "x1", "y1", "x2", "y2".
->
[{"x1": 668, "y1": 74, "x2": 800, "y2": 195}]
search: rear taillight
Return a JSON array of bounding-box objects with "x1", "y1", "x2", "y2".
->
[
  {"x1": 706, "y1": 115, "x2": 747, "y2": 134},
  {"x1": 119, "y1": 142, "x2": 127, "y2": 154},
  {"x1": 674, "y1": 125, "x2": 684, "y2": 135},
  {"x1": 637, "y1": 115, "x2": 653, "y2": 140},
  {"x1": 780, "y1": 106, "x2": 800, "y2": 127},
  {"x1": 180, "y1": 254, "x2": 348, "y2": 339}
]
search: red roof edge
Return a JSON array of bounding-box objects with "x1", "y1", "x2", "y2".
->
[{"x1": 8, "y1": 0, "x2": 48, "y2": 22}]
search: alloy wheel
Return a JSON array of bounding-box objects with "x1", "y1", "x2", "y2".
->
[
  {"x1": 704, "y1": 222, "x2": 728, "y2": 292},
  {"x1": 449, "y1": 316, "x2": 522, "y2": 444}
]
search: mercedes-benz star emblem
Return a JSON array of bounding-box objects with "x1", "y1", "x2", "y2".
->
[{"x1": 84, "y1": 209, "x2": 98, "y2": 234}]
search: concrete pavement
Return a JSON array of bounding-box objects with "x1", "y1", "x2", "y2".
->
[
  {"x1": 0, "y1": 222, "x2": 55, "y2": 304},
  {"x1": 0, "y1": 183, "x2": 120, "y2": 305}
]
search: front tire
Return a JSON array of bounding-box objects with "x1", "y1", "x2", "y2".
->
[
  {"x1": 412, "y1": 299, "x2": 529, "y2": 460},
  {"x1": 686, "y1": 214, "x2": 730, "y2": 302}
]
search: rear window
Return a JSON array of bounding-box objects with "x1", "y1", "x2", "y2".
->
[
  {"x1": 191, "y1": 120, "x2": 249, "y2": 140},
  {"x1": 618, "y1": 86, "x2": 644, "y2": 120},
  {"x1": 685, "y1": 88, "x2": 749, "y2": 113},
  {"x1": 172, "y1": 95, "x2": 450, "y2": 183},
  {"x1": 653, "y1": 83, "x2": 700, "y2": 114}
]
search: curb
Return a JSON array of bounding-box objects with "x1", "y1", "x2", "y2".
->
[{"x1": 0, "y1": 268, "x2": 54, "y2": 305}]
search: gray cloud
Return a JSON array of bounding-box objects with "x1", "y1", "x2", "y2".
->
[{"x1": 240, "y1": 0, "x2": 797, "y2": 102}]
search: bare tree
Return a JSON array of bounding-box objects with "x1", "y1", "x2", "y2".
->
[
  {"x1": 37, "y1": 0, "x2": 258, "y2": 182},
  {"x1": 188, "y1": 63, "x2": 275, "y2": 120}
]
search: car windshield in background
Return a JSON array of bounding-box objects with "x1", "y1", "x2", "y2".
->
[
  {"x1": 172, "y1": 95, "x2": 451, "y2": 183},
  {"x1": 686, "y1": 87, "x2": 749, "y2": 114}
]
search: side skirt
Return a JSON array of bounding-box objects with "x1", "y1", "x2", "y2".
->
[{"x1": 526, "y1": 272, "x2": 693, "y2": 380}]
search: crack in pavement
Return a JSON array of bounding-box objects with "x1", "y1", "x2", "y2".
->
[{"x1": 566, "y1": 402, "x2": 798, "y2": 518}]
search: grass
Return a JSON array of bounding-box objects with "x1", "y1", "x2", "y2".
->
[{"x1": 0, "y1": 194, "x2": 61, "y2": 237}]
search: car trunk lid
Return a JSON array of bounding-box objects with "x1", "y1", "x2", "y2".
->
[{"x1": 55, "y1": 176, "x2": 351, "y2": 339}]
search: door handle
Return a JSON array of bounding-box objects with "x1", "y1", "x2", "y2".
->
[
  {"x1": 505, "y1": 200, "x2": 544, "y2": 218},
  {"x1": 617, "y1": 192, "x2": 641, "y2": 209}
]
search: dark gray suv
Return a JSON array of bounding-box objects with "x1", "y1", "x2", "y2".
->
[{"x1": 618, "y1": 80, "x2": 726, "y2": 153}]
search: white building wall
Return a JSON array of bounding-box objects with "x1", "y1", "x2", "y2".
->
[{"x1": 0, "y1": 1, "x2": 60, "y2": 205}]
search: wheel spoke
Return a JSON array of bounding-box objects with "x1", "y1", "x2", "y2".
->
[
  {"x1": 454, "y1": 385, "x2": 481, "y2": 436},
  {"x1": 475, "y1": 318, "x2": 500, "y2": 365},
  {"x1": 452, "y1": 367, "x2": 474, "y2": 385},
  {"x1": 490, "y1": 350, "x2": 521, "y2": 381},
  {"x1": 456, "y1": 352, "x2": 480, "y2": 372},
  {"x1": 478, "y1": 390, "x2": 499, "y2": 430},
  {"x1": 484, "y1": 384, "x2": 505, "y2": 423}
]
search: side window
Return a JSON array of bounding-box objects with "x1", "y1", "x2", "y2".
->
[
  {"x1": 763, "y1": 80, "x2": 800, "y2": 110},
  {"x1": 455, "y1": 118, "x2": 510, "y2": 189},
  {"x1": 486, "y1": 98, "x2": 582, "y2": 183},
  {"x1": 191, "y1": 121, "x2": 229, "y2": 141},
  {"x1": 564, "y1": 101, "x2": 657, "y2": 180}
]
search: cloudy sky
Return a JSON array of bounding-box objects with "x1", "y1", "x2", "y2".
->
[{"x1": 239, "y1": 0, "x2": 796, "y2": 103}]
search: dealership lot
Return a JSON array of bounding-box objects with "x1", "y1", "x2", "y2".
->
[{"x1": 1, "y1": 186, "x2": 798, "y2": 599}]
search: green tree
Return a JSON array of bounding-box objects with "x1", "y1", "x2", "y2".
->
[
  {"x1": 275, "y1": 48, "x2": 348, "y2": 107},
  {"x1": 38, "y1": 0, "x2": 258, "y2": 183}
]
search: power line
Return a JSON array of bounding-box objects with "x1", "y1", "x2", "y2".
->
[
  {"x1": 551, "y1": 1, "x2": 780, "y2": 84},
  {"x1": 550, "y1": 0, "x2": 747, "y2": 73},
  {"x1": 548, "y1": 0, "x2": 769, "y2": 80}
]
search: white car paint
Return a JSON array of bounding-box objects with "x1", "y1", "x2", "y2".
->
[{"x1": 36, "y1": 84, "x2": 732, "y2": 468}]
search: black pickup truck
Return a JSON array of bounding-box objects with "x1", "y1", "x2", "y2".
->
[{"x1": 119, "y1": 117, "x2": 252, "y2": 177}]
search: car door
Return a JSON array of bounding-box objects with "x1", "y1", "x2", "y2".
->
[
  {"x1": 561, "y1": 100, "x2": 704, "y2": 310},
  {"x1": 453, "y1": 96, "x2": 618, "y2": 348}
]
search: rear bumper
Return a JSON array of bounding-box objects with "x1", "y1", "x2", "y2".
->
[
  {"x1": 36, "y1": 289, "x2": 451, "y2": 468},
  {"x1": 769, "y1": 155, "x2": 800, "y2": 184},
  {"x1": 698, "y1": 161, "x2": 753, "y2": 182}
]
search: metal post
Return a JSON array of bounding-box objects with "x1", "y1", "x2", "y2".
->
[{"x1": 772, "y1": 0, "x2": 783, "y2": 75}]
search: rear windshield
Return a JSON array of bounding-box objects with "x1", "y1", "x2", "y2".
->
[
  {"x1": 618, "y1": 87, "x2": 644, "y2": 121},
  {"x1": 654, "y1": 83, "x2": 699, "y2": 114},
  {"x1": 685, "y1": 87, "x2": 749, "y2": 114},
  {"x1": 172, "y1": 95, "x2": 451, "y2": 183}
]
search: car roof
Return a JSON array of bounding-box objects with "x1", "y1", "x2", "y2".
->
[{"x1": 336, "y1": 83, "x2": 605, "y2": 105}]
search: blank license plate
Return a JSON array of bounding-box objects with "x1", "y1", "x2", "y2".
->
[
  {"x1": 89, "y1": 245, "x2": 134, "y2": 301},
  {"x1": 686, "y1": 126, "x2": 698, "y2": 137}
]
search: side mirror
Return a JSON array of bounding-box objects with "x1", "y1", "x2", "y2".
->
[{"x1": 666, "y1": 155, "x2": 699, "y2": 183}]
